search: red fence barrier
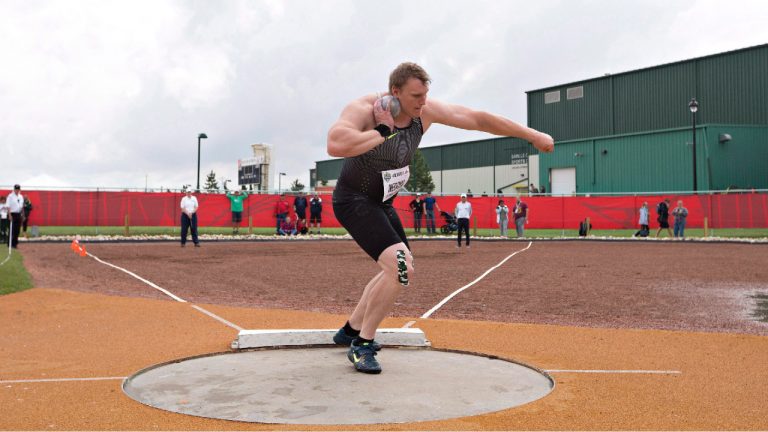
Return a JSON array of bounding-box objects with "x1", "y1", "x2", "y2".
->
[{"x1": 3, "y1": 190, "x2": 766, "y2": 230}]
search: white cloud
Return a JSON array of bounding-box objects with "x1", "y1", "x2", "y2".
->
[{"x1": 2, "y1": 0, "x2": 767, "y2": 191}]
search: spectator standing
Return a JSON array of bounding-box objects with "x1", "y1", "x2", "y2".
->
[
  {"x1": 455, "y1": 193, "x2": 472, "y2": 248},
  {"x1": 672, "y1": 200, "x2": 689, "y2": 238},
  {"x1": 634, "y1": 202, "x2": 650, "y2": 237},
  {"x1": 274, "y1": 193, "x2": 290, "y2": 234},
  {"x1": 423, "y1": 192, "x2": 440, "y2": 234},
  {"x1": 495, "y1": 199, "x2": 509, "y2": 237},
  {"x1": 409, "y1": 193, "x2": 425, "y2": 233},
  {"x1": 513, "y1": 197, "x2": 529, "y2": 237},
  {"x1": 0, "y1": 196, "x2": 8, "y2": 245},
  {"x1": 180, "y1": 190, "x2": 200, "y2": 247},
  {"x1": 655, "y1": 198, "x2": 673, "y2": 237},
  {"x1": 309, "y1": 192, "x2": 323, "y2": 234},
  {"x1": 6, "y1": 185, "x2": 24, "y2": 249},
  {"x1": 578, "y1": 218, "x2": 592, "y2": 236},
  {"x1": 279, "y1": 215, "x2": 297, "y2": 236},
  {"x1": 226, "y1": 189, "x2": 249, "y2": 234},
  {"x1": 293, "y1": 192, "x2": 308, "y2": 227},
  {"x1": 22, "y1": 197, "x2": 33, "y2": 237},
  {"x1": 529, "y1": 183, "x2": 539, "y2": 194}
]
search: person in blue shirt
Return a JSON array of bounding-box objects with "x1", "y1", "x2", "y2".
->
[
  {"x1": 293, "y1": 192, "x2": 308, "y2": 228},
  {"x1": 423, "y1": 192, "x2": 441, "y2": 234}
]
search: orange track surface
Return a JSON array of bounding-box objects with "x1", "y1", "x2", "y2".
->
[{"x1": 2, "y1": 287, "x2": 767, "y2": 430}]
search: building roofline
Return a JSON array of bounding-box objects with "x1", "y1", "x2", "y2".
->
[{"x1": 525, "y1": 43, "x2": 768, "y2": 94}]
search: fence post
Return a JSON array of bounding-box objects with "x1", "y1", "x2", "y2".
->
[
  {"x1": 586, "y1": 217, "x2": 591, "y2": 236},
  {"x1": 124, "y1": 214, "x2": 130, "y2": 236},
  {"x1": 703, "y1": 216, "x2": 709, "y2": 237},
  {"x1": 249, "y1": 216, "x2": 253, "y2": 234}
]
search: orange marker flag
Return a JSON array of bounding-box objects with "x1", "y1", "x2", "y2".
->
[{"x1": 71, "y1": 237, "x2": 87, "y2": 257}]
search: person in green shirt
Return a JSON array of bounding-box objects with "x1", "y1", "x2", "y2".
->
[{"x1": 226, "y1": 189, "x2": 249, "y2": 234}]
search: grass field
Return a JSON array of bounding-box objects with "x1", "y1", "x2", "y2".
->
[
  {"x1": 32, "y1": 226, "x2": 768, "y2": 239},
  {"x1": 0, "y1": 250, "x2": 33, "y2": 295}
]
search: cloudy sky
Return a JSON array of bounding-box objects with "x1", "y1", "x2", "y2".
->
[{"x1": 2, "y1": 0, "x2": 767, "y2": 191}]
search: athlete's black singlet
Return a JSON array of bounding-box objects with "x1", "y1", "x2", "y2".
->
[
  {"x1": 333, "y1": 118, "x2": 424, "y2": 261},
  {"x1": 336, "y1": 118, "x2": 424, "y2": 202}
]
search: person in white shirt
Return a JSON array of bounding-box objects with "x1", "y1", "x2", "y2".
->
[
  {"x1": 495, "y1": 199, "x2": 510, "y2": 237},
  {"x1": 6, "y1": 185, "x2": 25, "y2": 248},
  {"x1": 180, "y1": 190, "x2": 200, "y2": 247},
  {"x1": 0, "y1": 196, "x2": 9, "y2": 245},
  {"x1": 455, "y1": 193, "x2": 472, "y2": 248}
]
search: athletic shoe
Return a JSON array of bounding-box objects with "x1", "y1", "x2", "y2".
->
[
  {"x1": 347, "y1": 342, "x2": 382, "y2": 374},
  {"x1": 333, "y1": 328, "x2": 381, "y2": 351}
]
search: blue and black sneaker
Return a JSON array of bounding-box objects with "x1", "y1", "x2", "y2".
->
[
  {"x1": 333, "y1": 328, "x2": 381, "y2": 351},
  {"x1": 347, "y1": 342, "x2": 382, "y2": 374}
]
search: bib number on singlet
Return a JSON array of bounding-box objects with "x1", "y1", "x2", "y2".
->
[{"x1": 381, "y1": 166, "x2": 410, "y2": 202}]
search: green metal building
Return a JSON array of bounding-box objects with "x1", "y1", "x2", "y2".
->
[
  {"x1": 314, "y1": 44, "x2": 768, "y2": 195},
  {"x1": 531, "y1": 44, "x2": 768, "y2": 194}
]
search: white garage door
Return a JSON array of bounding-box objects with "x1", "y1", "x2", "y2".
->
[{"x1": 551, "y1": 167, "x2": 576, "y2": 196}]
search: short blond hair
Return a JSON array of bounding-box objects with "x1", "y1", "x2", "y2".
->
[{"x1": 389, "y1": 62, "x2": 431, "y2": 92}]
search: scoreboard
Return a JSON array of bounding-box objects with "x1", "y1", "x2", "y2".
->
[{"x1": 238, "y1": 157, "x2": 264, "y2": 186}]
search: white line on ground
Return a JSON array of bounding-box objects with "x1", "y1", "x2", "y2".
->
[
  {"x1": 86, "y1": 252, "x2": 243, "y2": 331},
  {"x1": 545, "y1": 369, "x2": 682, "y2": 375},
  {"x1": 87, "y1": 252, "x2": 187, "y2": 302},
  {"x1": 0, "y1": 220, "x2": 11, "y2": 266},
  {"x1": 191, "y1": 304, "x2": 244, "y2": 331},
  {"x1": 0, "y1": 376, "x2": 127, "y2": 384},
  {"x1": 420, "y1": 241, "x2": 533, "y2": 319},
  {"x1": 402, "y1": 320, "x2": 416, "y2": 328}
]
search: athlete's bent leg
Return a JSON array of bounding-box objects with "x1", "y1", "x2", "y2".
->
[
  {"x1": 357, "y1": 242, "x2": 414, "y2": 340},
  {"x1": 347, "y1": 271, "x2": 385, "y2": 330}
]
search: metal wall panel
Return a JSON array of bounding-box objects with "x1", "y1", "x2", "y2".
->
[
  {"x1": 697, "y1": 48, "x2": 768, "y2": 125},
  {"x1": 440, "y1": 140, "x2": 495, "y2": 170},
  {"x1": 593, "y1": 129, "x2": 697, "y2": 193},
  {"x1": 539, "y1": 125, "x2": 768, "y2": 193},
  {"x1": 528, "y1": 44, "x2": 768, "y2": 141},
  {"x1": 704, "y1": 125, "x2": 768, "y2": 190},
  {"x1": 527, "y1": 79, "x2": 613, "y2": 141},
  {"x1": 315, "y1": 158, "x2": 345, "y2": 185},
  {"x1": 612, "y1": 62, "x2": 696, "y2": 134},
  {"x1": 421, "y1": 146, "x2": 442, "y2": 170}
]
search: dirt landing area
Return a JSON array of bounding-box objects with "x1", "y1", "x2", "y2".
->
[{"x1": 20, "y1": 240, "x2": 768, "y2": 335}]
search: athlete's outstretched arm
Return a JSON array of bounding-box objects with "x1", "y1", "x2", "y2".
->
[
  {"x1": 423, "y1": 99, "x2": 554, "y2": 153},
  {"x1": 327, "y1": 96, "x2": 386, "y2": 158}
]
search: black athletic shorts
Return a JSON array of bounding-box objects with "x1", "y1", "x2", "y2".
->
[
  {"x1": 333, "y1": 184, "x2": 409, "y2": 261},
  {"x1": 231, "y1": 211, "x2": 242, "y2": 223},
  {"x1": 309, "y1": 212, "x2": 322, "y2": 223}
]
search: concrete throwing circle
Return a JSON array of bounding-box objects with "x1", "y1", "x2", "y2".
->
[{"x1": 123, "y1": 347, "x2": 553, "y2": 425}]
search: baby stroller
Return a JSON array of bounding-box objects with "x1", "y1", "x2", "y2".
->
[{"x1": 440, "y1": 211, "x2": 458, "y2": 234}]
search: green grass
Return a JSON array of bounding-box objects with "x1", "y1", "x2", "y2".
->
[
  {"x1": 0, "y1": 250, "x2": 34, "y2": 296},
  {"x1": 31, "y1": 226, "x2": 768, "y2": 239}
]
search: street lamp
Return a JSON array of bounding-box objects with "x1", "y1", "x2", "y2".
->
[
  {"x1": 196, "y1": 133, "x2": 208, "y2": 192},
  {"x1": 278, "y1": 172, "x2": 286, "y2": 193},
  {"x1": 688, "y1": 98, "x2": 698, "y2": 192}
]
